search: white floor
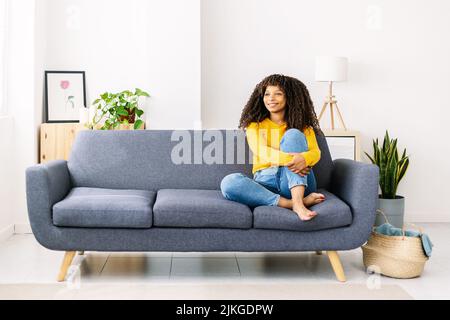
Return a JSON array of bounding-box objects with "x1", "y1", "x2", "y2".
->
[{"x1": 0, "y1": 223, "x2": 449, "y2": 300}]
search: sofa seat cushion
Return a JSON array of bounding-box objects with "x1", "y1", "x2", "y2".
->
[
  {"x1": 153, "y1": 189, "x2": 253, "y2": 229},
  {"x1": 53, "y1": 188, "x2": 156, "y2": 229},
  {"x1": 253, "y1": 190, "x2": 352, "y2": 232}
]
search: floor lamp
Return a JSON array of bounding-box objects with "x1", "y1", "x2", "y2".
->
[{"x1": 315, "y1": 56, "x2": 348, "y2": 130}]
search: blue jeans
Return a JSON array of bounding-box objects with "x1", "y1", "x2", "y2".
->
[{"x1": 220, "y1": 129, "x2": 317, "y2": 207}]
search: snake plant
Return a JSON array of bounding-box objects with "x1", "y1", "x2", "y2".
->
[{"x1": 365, "y1": 131, "x2": 409, "y2": 199}]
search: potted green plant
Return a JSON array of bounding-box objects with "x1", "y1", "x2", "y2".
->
[
  {"x1": 90, "y1": 88, "x2": 150, "y2": 130},
  {"x1": 365, "y1": 131, "x2": 410, "y2": 228}
]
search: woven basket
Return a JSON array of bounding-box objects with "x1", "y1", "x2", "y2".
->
[{"x1": 362, "y1": 210, "x2": 428, "y2": 279}]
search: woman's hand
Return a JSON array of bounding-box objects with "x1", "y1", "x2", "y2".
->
[
  {"x1": 299, "y1": 167, "x2": 311, "y2": 177},
  {"x1": 286, "y1": 153, "x2": 309, "y2": 175}
]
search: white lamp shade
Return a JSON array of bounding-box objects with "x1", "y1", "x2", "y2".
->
[{"x1": 315, "y1": 56, "x2": 348, "y2": 82}]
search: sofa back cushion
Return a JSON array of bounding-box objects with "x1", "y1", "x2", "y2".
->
[
  {"x1": 313, "y1": 133, "x2": 334, "y2": 190},
  {"x1": 68, "y1": 130, "x2": 333, "y2": 191}
]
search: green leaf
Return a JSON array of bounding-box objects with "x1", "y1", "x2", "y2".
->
[
  {"x1": 379, "y1": 150, "x2": 386, "y2": 196},
  {"x1": 364, "y1": 152, "x2": 375, "y2": 164},
  {"x1": 135, "y1": 109, "x2": 144, "y2": 117},
  {"x1": 386, "y1": 151, "x2": 397, "y2": 198},
  {"x1": 397, "y1": 157, "x2": 409, "y2": 184},
  {"x1": 388, "y1": 139, "x2": 398, "y2": 163},
  {"x1": 116, "y1": 107, "x2": 129, "y2": 116},
  {"x1": 135, "y1": 88, "x2": 150, "y2": 97},
  {"x1": 390, "y1": 163, "x2": 398, "y2": 198},
  {"x1": 382, "y1": 132, "x2": 388, "y2": 154},
  {"x1": 134, "y1": 119, "x2": 144, "y2": 130},
  {"x1": 401, "y1": 148, "x2": 406, "y2": 160}
]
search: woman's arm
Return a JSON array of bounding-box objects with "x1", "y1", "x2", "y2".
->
[
  {"x1": 300, "y1": 127, "x2": 321, "y2": 167},
  {"x1": 286, "y1": 127, "x2": 322, "y2": 174},
  {"x1": 246, "y1": 123, "x2": 294, "y2": 166}
]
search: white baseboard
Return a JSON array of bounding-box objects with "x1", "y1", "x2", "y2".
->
[
  {"x1": 405, "y1": 213, "x2": 450, "y2": 223},
  {"x1": 14, "y1": 223, "x2": 33, "y2": 234},
  {"x1": 0, "y1": 224, "x2": 15, "y2": 242}
]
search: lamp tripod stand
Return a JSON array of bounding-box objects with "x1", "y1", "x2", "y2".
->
[{"x1": 318, "y1": 81, "x2": 347, "y2": 130}]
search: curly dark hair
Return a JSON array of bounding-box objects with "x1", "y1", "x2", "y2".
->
[{"x1": 239, "y1": 74, "x2": 323, "y2": 136}]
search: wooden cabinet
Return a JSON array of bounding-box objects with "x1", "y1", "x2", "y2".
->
[
  {"x1": 40, "y1": 123, "x2": 87, "y2": 163},
  {"x1": 39, "y1": 122, "x2": 146, "y2": 164},
  {"x1": 323, "y1": 129, "x2": 361, "y2": 161}
]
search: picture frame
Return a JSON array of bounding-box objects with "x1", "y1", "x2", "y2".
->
[{"x1": 44, "y1": 71, "x2": 87, "y2": 123}]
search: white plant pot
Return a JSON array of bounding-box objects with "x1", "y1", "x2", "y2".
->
[{"x1": 374, "y1": 196, "x2": 405, "y2": 228}]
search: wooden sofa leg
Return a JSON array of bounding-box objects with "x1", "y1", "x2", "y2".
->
[
  {"x1": 57, "y1": 251, "x2": 76, "y2": 282},
  {"x1": 315, "y1": 251, "x2": 322, "y2": 255},
  {"x1": 326, "y1": 251, "x2": 346, "y2": 282},
  {"x1": 78, "y1": 251, "x2": 85, "y2": 256}
]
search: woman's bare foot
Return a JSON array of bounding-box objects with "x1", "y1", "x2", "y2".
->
[
  {"x1": 293, "y1": 202, "x2": 318, "y2": 221},
  {"x1": 303, "y1": 193, "x2": 326, "y2": 207},
  {"x1": 278, "y1": 197, "x2": 293, "y2": 209}
]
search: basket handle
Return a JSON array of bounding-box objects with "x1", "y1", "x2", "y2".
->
[
  {"x1": 374, "y1": 209, "x2": 407, "y2": 238},
  {"x1": 374, "y1": 209, "x2": 390, "y2": 227}
]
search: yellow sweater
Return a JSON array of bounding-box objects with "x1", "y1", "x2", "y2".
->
[{"x1": 246, "y1": 118, "x2": 321, "y2": 174}]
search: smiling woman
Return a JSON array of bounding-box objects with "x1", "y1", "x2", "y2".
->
[
  {"x1": 264, "y1": 86, "x2": 286, "y2": 117},
  {"x1": 221, "y1": 74, "x2": 325, "y2": 222}
]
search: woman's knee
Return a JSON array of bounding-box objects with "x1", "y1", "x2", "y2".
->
[
  {"x1": 280, "y1": 129, "x2": 307, "y2": 153},
  {"x1": 220, "y1": 173, "x2": 246, "y2": 199}
]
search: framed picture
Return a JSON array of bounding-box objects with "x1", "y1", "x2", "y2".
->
[{"x1": 44, "y1": 71, "x2": 86, "y2": 123}]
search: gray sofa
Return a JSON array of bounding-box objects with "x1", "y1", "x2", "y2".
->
[{"x1": 26, "y1": 130, "x2": 379, "y2": 282}]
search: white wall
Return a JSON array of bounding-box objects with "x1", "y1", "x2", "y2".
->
[
  {"x1": 39, "y1": 0, "x2": 201, "y2": 130},
  {"x1": 0, "y1": 116, "x2": 14, "y2": 238},
  {"x1": 5, "y1": 0, "x2": 38, "y2": 227},
  {"x1": 202, "y1": 0, "x2": 450, "y2": 222}
]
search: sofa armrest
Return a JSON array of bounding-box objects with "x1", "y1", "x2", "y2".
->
[
  {"x1": 26, "y1": 160, "x2": 72, "y2": 233},
  {"x1": 330, "y1": 159, "x2": 379, "y2": 237}
]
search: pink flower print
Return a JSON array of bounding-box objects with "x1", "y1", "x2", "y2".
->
[
  {"x1": 61, "y1": 80, "x2": 74, "y2": 111},
  {"x1": 60, "y1": 80, "x2": 70, "y2": 90}
]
